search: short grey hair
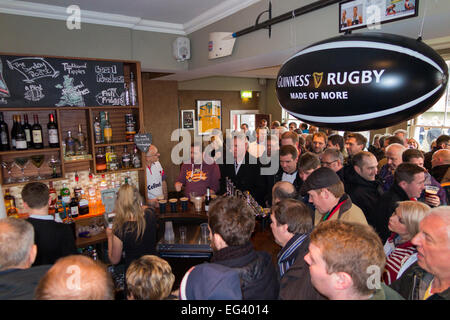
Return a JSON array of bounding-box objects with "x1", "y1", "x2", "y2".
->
[
  {"x1": 322, "y1": 148, "x2": 344, "y2": 164},
  {"x1": 427, "y1": 206, "x2": 450, "y2": 245},
  {"x1": 0, "y1": 218, "x2": 35, "y2": 271}
]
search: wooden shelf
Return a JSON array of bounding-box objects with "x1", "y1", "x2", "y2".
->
[
  {"x1": 0, "y1": 147, "x2": 60, "y2": 156},
  {"x1": 2, "y1": 176, "x2": 66, "y2": 188},
  {"x1": 93, "y1": 141, "x2": 136, "y2": 148},
  {"x1": 95, "y1": 167, "x2": 144, "y2": 175}
]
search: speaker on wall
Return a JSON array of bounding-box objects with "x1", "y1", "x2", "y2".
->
[{"x1": 173, "y1": 37, "x2": 191, "y2": 62}]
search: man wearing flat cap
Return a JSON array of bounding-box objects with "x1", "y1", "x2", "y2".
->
[{"x1": 301, "y1": 167, "x2": 368, "y2": 226}]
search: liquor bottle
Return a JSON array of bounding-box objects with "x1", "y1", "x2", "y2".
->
[
  {"x1": 108, "y1": 146, "x2": 119, "y2": 171},
  {"x1": 103, "y1": 111, "x2": 112, "y2": 144},
  {"x1": 95, "y1": 147, "x2": 107, "y2": 173},
  {"x1": 23, "y1": 114, "x2": 32, "y2": 148},
  {"x1": 15, "y1": 115, "x2": 28, "y2": 150},
  {"x1": 122, "y1": 145, "x2": 131, "y2": 168},
  {"x1": 60, "y1": 183, "x2": 71, "y2": 206},
  {"x1": 123, "y1": 83, "x2": 130, "y2": 106},
  {"x1": 31, "y1": 114, "x2": 44, "y2": 149},
  {"x1": 78, "y1": 188, "x2": 89, "y2": 216},
  {"x1": 132, "y1": 145, "x2": 141, "y2": 168},
  {"x1": 65, "y1": 130, "x2": 76, "y2": 156},
  {"x1": 130, "y1": 72, "x2": 137, "y2": 106},
  {"x1": 56, "y1": 195, "x2": 66, "y2": 220},
  {"x1": 99, "y1": 174, "x2": 108, "y2": 191},
  {"x1": 4, "y1": 189, "x2": 18, "y2": 217},
  {"x1": 48, "y1": 181, "x2": 57, "y2": 215},
  {"x1": 48, "y1": 113, "x2": 60, "y2": 148},
  {"x1": 73, "y1": 172, "x2": 82, "y2": 200},
  {"x1": 76, "y1": 124, "x2": 87, "y2": 155},
  {"x1": 69, "y1": 197, "x2": 79, "y2": 218},
  {"x1": 10, "y1": 115, "x2": 17, "y2": 149},
  {"x1": 125, "y1": 113, "x2": 136, "y2": 142},
  {"x1": 87, "y1": 170, "x2": 98, "y2": 215},
  {"x1": 205, "y1": 188, "x2": 211, "y2": 212},
  {"x1": 93, "y1": 115, "x2": 103, "y2": 144},
  {"x1": 0, "y1": 112, "x2": 10, "y2": 151}
]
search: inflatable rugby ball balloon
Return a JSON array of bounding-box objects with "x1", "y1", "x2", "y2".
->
[{"x1": 276, "y1": 32, "x2": 448, "y2": 131}]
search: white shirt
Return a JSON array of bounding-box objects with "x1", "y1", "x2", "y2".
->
[
  {"x1": 146, "y1": 161, "x2": 165, "y2": 200},
  {"x1": 282, "y1": 171, "x2": 297, "y2": 184}
]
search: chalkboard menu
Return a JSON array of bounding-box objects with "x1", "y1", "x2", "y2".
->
[{"x1": 0, "y1": 55, "x2": 125, "y2": 108}]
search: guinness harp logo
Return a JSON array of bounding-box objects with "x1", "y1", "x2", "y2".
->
[{"x1": 313, "y1": 72, "x2": 323, "y2": 89}]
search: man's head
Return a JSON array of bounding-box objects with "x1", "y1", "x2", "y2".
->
[
  {"x1": 300, "y1": 123, "x2": 308, "y2": 131},
  {"x1": 301, "y1": 167, "x2": 345, "y2": 214},
  {"x1": 345, "y1": 133, "x2": 367, "y2": 157},
  {"x1": 271, "y1": 199, "x2": 313, "y2": 247},
  {"x1": 327, "y1": 134, "x2": 344, "y2": 152},
  {"x1": 21, "y1": 182, "x2": 50, "y2": 210},
  {"x1": 352, "y1": 151, "x2": 378, "y2": 181},
  {"x1": 232, "y1": 133, "x2": 248, "y2": 161},
  {"x1": 281, "y1": 131, "x2": 299, "y2": 149},
  {"x1": 289, "y1": 122, "x2": 297, "y2": 131},
  {"x1": 304, "y1": 220, "x2": 385, "y2": 300},
  {"x1": 320, "y1": 149, "x2": 344, "y2": 173},
  {"x1": 394, "y1": 163, "x2": 426, "y2": 199},
  {"x1": 394, "y1": 129, "x2": 408, "y2": 143},
  {"x1": 0, "y1": 218, "x2": 37, "y2": 271},
  {"x1": 412, "y1": 206, "x2": 450, "y2": 282},
  {"x1": 145, "y1": 145, "x2": 160, "y2": 166},
  {"x1": 431, "y1": 149, "x2": 450, "y2": 168},
  {"x1": 435, "y1": 134, "x2": 450, "y2": 150},
  {"x1": 208, "y1": 196, "x2": 255, "y2": 250},
  {"x1": 126, "y1": 255, "x2": 175, "y2": 300},
  {"x1": 385, "y1": 143, "x2": 406, "y2": 171},
  {"x1": 383, "y1": 135, "x2": 405, "y2": 150},
  {"x1": 260, "y1": 119, "x2": 268, "y2": 128},
  {"x1": 240, "y1": 123, "x2": 249, "y2": 133},
  {"x1": 190, "y1": 143, "x2": 203, "y2": 164},
  {"x1": 272, "y1": 181, "x2": 297, "y2": 205},
  {"x1": 298, "y1": 152, "x2": 321, "y2": 181},
  {"x1": 311, "y1": 132, "x2": 327, "y2": 154},
  {"x1": 35, "y1": 255, "x2": 114, "y2": 300},
  {"x1": 309, "y1": 126, "x2": 318, "y2": 134},
  {"x1": 279, "y1": 145, "x2": 298, "y2": 174},
  {"x1": 402, "y1": 148, "x2": 425, "y2": 168},
  {"x1": 271, "y1": 121, "x2": 280, "y2": 129}
]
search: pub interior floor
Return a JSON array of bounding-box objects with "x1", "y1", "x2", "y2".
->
[{"x1": 167, "y1": 220, "x2": 281, "y2": 290}]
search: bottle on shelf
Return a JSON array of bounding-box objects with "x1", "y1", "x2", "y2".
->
[
  {"x1": 87, "y1": 170, "x2": 98, "y2": 215},
  {"x1": 78, "y1": 187, "x2": 89, "y2": 216},
  {"x1": 103, "y1": 111, "x2": 112, "y2": 144},
  {"x1": 93, "y1": 115, "x2": 103, "y2": 144},
  {"x1": 122, "y1": 145, "x2": 131, "y2": 169},
  {"x1": 11, "y1": 115, "x2": 18, "y2": 149},
  {"x1": 60, "y1": 183, "x2": 71, "y2": 207},
  {"x1": 48, "y1": 181, "x2": 57, "y2": 215},
  {"x1": 69, "y1": 197, "x2": 79, "y2": 219},
  {"x1": 47, "y1": 113, "x2": 60, "y2": 148},
  {"x1": 125, "y1": 113, "x2": 136, "y2": 142},
  {"x1": 4, "y1": 189, "x2": 18, "y2": 218},
  {"x1": 95, "y1": 147, "x2": 107, "y2": 173},
  {"x1": 132, "y1": 145, "x2": 141, "y2": 168},
  {"x1": 205, "y1": 187, "x2": 211, "y2": 212},
  {"x1": 73, "y1": 172, "x2": 82, "y2": 200},
  {"x1": 65, "y1": 130, "x2": 76, "y2": 156},
  {"x1": 31, "y1": 114, "x2": 44, "y2": 149},
  {"x1": 123, "y1": 83, "x2": 130, "y2": 106},
  {"x1": 15, "y1": 115, "x2": 28, "y2": 151},
  {"x1": 23, "y1": 114, "x2": 32, "y2": 149},
  {"x1": 76, "y1": 124, "x2": 87, "y2": 155},
  {"x1": 0, "y1": 112, "x2": 10, "y2": 151},
  {"x1": 130, "y1": 72, "x2": 137, "y2": 106},
  {"x1": 108, "y1": 146, "x2": 119, "y2": 171}
]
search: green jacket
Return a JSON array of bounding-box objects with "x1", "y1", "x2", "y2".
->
[{"x1": 370, "y1": 283, "x2": 404, "y2": 300}]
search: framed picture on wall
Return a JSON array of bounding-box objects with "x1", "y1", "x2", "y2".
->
[
  {"x1": 196, "y1": 99, "x2": 222, "y2": 135},
  {"x1": 181, "y1": 109, "x2": 195, "y2": 130}
]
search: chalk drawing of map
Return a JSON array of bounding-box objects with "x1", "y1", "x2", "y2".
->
[{"x1": 55, "y1": 75, "x2": 89, "y2": 107}]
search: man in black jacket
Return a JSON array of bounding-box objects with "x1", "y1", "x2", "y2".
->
[
  {"x1": 207, "y1": 196, "x2": 279, "y2": 300},
  {"x1": 376, "y1": 163, "x2": 426, "y2": 243},
  {"x1": 0, "y1": 218, "x2": 51, "y2": 300},
  {"x1": 23, "y1": 182, "x2": 77, "y2": 266},
  {"x1": 424, "y1": 134, "x2": 449, "y2": 171},
  {"x1": 270, "y1": 199, "x2": 325, "y2": 300},
  {"x1": 345, "y1": 151, "x2": 383, "y2": 230}
]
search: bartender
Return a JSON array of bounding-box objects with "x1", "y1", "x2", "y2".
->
[{"x1": 145, "y1": 144, "x2": 168, "y2": 207}]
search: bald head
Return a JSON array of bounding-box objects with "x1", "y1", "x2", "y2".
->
[
  {"x1": 386, "y1": 143, "x2": 406, "y2": 171},
  {"x1": 145, "y1": 145, "x2": 160, "y2": 165},
  {"x1": 272, "y1": 181, "x2": 297, "y2": 205},
  {"x1": 35, "y1": 255, "x2": 114, "y2": 300},
  {"x1": 432, "y1": 149, "x2": 450, "y2": 168}
]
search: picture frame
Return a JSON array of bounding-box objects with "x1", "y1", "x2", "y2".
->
[
  {"x1": 196, "y1": 99, "x2": 222, "y2": 135},
  {"x1": 339, "y1": 0, "x2": 419, "y2": 33},
  {"x1": 181, "y1": 109, "x2": 195, "y2": 130}
]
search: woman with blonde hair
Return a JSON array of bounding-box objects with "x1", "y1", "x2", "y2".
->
[
  {"x1": 382, "y1": 201, "x2": 431, "y2": 285},
  {"x1": 106, "y1": 183, "x2": 157, "y2": 272}
]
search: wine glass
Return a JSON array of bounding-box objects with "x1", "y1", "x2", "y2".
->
[
  {"x1": 47, "y1": 155, "x2": 60, "y2": 178},
  {"x1": 1, "y1": 161, "x2": 15, "y2": 184},
  {"x1": 14, "y1": 157, "x2": 29, "y2": 182},
  {"x1": 30, "y1": 155, "x2": 45, "y2": 180}
]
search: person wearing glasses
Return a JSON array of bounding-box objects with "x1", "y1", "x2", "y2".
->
[{"x1": 320, "y1": 148, "x2": 344, "y2": 183}]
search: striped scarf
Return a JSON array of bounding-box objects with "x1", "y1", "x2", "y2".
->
[
  {"x1": 278, "y1": 233, "x2": 308, "y2": 277},
  {"x1": 383, "y1": 234, "x2": 416, "y2": 285}
]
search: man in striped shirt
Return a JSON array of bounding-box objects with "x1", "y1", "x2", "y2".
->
[{"x1": 270, "y1": 199, "x2": 325, "y2": 300}]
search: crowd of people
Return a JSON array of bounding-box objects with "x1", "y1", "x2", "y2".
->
[{"x1": 0, "y1": 120, "x2": 449, "y2": 301}]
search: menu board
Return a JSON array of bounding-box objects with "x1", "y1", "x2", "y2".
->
[{"x1": 0, "y1": 55, "x2": 126, "y2": 107}]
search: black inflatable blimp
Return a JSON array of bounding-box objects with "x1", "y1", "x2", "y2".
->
[{"x1": 276, "y1": 33, "x2": 448, "y2": 131}]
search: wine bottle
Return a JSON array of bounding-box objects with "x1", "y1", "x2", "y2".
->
[
  {"x1": 48, "y1": 113, "x2": 60, "y2": 148},
  {"x1": 103, "y1": 111, "x2": 112, "y2": 144},
  {"x1": 130, "y1": 72, "x2": 137, "y2": 106},
  {"x1": 10, "y1": 115, "x2": 17, "y2": 149},
  {"x1": 0, "y1": 112, "x2": 10, "y2": 151},
  {"x1": 31, "y1": 114, "x2": 44, "y2": 149},
  {"x1": 23, "y1": 114, "x2": 32, "y2": 148},
  {"x1": 15, "y1": 115, "x2": 28, "y2": 150},
  {"x1": 205, "y1": 188, "x2": 211, "y2": 212}
]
